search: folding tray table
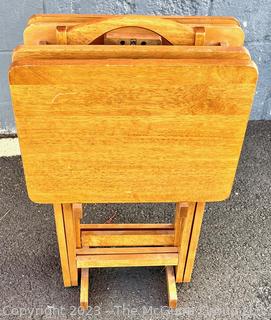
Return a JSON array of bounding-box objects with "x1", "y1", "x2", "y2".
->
[{"x1": 9, "y1": 14, "x2": 258, "y2": 309}]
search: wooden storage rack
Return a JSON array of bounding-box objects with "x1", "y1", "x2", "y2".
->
[
  {"x1": 9, "y1": 14, "x2": 258, "y2": 309},
  {"x1": 54, "y1": 202, "x2": 205, "y2": 309}
]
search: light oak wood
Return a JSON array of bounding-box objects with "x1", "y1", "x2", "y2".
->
[
  {"x1": 104, "y1": 27, "x2": 162, "y2": 45},
  {"x1": 53, "y1": 204, "x2": 71, "y2": 287},
  {"x1": 174, "y1": 202, "x2": 188, "y2": 246},
  {"x1": 183, "y1": 202, "x2": 206, "y2": 282},
  {"x1": 77, "y1": 253, "x2": 178, "y2": 268},
  {"x1": 80, "y1": 268, "x2": 89, "y2": 310},
  {"x1": 76, "y1": 246, "x2": 178, "y2": 255},
  {"x1": 56, "y1": 26, "x2": 67, "y2": 44},
  {"x1": 195, "y1": 27, "x2": 206, "y2": 46},
  {"x1": 166, "y1": 266, "x2": 177, "y2": 309},
  {"x1": 27, "y1": 14, "x2": 241, "y2": 26},
  {"x1": 81, "y1": 229, "x2": 174, "y2": 247},
  {"x1": 80, "y1": 223, "x2": 173, "y2": 230},
  {"x1": 24, "y1": 15, "x2": 244, "y2": 46},
  {"x1": 66, "y1": 15, "x2": 195, "y2": 45},
  {"x1": 9, "y1": 59, "x2": 257, "y2": 204},
  {"x1": 12, "y1": 45, "x2": 251, "y2": 62},
  {"x1": 24, "y1": 23, "x2": 245, "y2": 46},
  {"x1": 62, "y1": 204, "x2": 78, "y2": 286},
  {"x1": 72, "y1": 204, "x2": 82, "y2": 248},
  {"x1": 175, "y1": 202, "x2": 196, "y2": 282},
  {"x1": 8, "y1": 14, "x2": 259, "y2": 309}
]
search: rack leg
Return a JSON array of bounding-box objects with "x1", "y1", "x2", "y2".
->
[
  {"x1": 80, "y1": 268, "x2": 89, "y2": 310},
  {"x1": 53, "y1": 204, "x2": 71, "y2": 287},
  {"x1": 166, "y1": 266, "x2": 177, "y2": 308},
  {"x1": 183, "y1": 202, "x2": 206, "y2": 282},
  {"x1": 174, "y1": 202, "x2": 196, "y2": 283},
  {"x1": 62, "y1": 203, "x2": 78, "y2": 286},
  {"x1": 72, "y1": 203, "x2": 83, "y2": 248}
]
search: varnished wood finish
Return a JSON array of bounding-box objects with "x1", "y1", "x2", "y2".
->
[
  {"x1": 9, "y1": 59, "x2": 257, "y2": 204},
  {"x1": 56, "y1": 26, "x2": 67, "y2": 44},
  {"x1": 66, "y1": 15, "x2": 195, "y2": 45},
  {"x1": 81, "y1": 229, "x2": 174, "y2": 247},
  {"x1": 166, "y1": 266, "x2": 177, "y2": 309},
  {"x1": 104, "y1": 27, "x2": 162, "y2": 45},
  {"x1": 77, "y1": 253, "x2": 178, "y2": 268},
  {"x1": 62, "y1": 204, "x2": 78, "y2": 286},
  {"x1": 174, "y1": 202, "x2": 188, "y2": 246},
  {"x1": 53, "y1": 204, "x2": 71, "y2": 287},
  {"x1": 80, "y1": 223, "x2": 173, "y2": 230},
  {"x1": 195, "y1": 27, "x2": 206, "y2": 46},
  {"x1": 175, "y1": 202, "x2": 196, "y2": 282},
  {"x1": 9, "y1": 14, "x2": 258, "y2": 309},
  {"x1": 12, "y1": 45, "x2": 251, "y2": 62},
  {"x1": 27, "y1": 14, "x2": 241, "y2": 26},
  {"x1": 76, "y1": 246, "x2": 178, "y2": 255},
  {"x1": 80, "y1": 268, "x2": 89, "y2": 310},
  {"x1": 24, "y1": 15, "x2": 244, "y2": 46},
  {"x1": 72, "y1": 204, "x2": 82, "y2": 248},
  {"x1": 183, "y1": 202, "x2": 206, "y2": 282}
]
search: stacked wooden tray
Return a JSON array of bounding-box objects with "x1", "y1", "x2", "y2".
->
[{"x1": 9, "y1": 14, "x2": 258, "y2": 309}]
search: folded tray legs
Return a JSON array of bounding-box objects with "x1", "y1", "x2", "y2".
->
[{"x1": 53, "y1": 201, "x2": 205, "y2": 309}]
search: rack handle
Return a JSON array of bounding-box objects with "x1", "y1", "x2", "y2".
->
[{"x1": 62, "y1": 15, "x2": 197, "y2": 45}]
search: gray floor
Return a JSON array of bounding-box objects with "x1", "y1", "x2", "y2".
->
[{"x1": 0, "y1": 121, "x2": 270, "y2": 320}]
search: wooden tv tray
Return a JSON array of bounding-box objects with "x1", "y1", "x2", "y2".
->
[{"x1": 9, "y1": 14, "x2": 258, "y2": 310}]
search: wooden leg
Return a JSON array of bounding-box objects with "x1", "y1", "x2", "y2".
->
[
  {"x1": 183, "y1": 202, "x2": 206, "y2": 282},
  {"x1": 174, "y1": 203, "x2": 186, "y2": 246},
  {"x1": 80, "y1": 268, "x2": 89, "y2": 310},
  {"x1": 53, "y1": 204, "x2": 71, "y2": 287},
  {"x1": 62, "y1": 203, "x2": 78, "y2": 286},
  {"x1": 174, "y1": 202, "x2": 196, "y2": 283},
  {"x1": 166, "y1": 266, "x2": 177, "y2": 309},
  {"x1": 72, "y1": 204, "x2": 83, "y2": 248}
]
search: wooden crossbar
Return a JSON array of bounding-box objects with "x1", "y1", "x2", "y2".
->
[
  {"x1": 77, "y1": 246, "x2": 178, "y2": 255},
  {"x1": 80, "y1": 223, "x2": 173, "y2": 230},
  {"x1": 77, "y1": 253, "x2": 178, "y2": 268},
  {"x1": 81, "y1": 229, "x2": 174, "y2": 247}
]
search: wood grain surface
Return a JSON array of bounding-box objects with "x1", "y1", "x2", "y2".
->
[
  {"x1": 23, "y1": 15, "x2": 244, "y2": 46},
  {"x1": 76, "y1": 253, "x2": 178, "y2": 268},
  {"x1": 9, "y1": 58, "x2": 257, "y2": 203},
  {"x1": 27, "y1": 15, "x2": 241, "y2": 26},
  {"x1": 12, "y1": 45, "x2": 251, "y2": 62}
]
